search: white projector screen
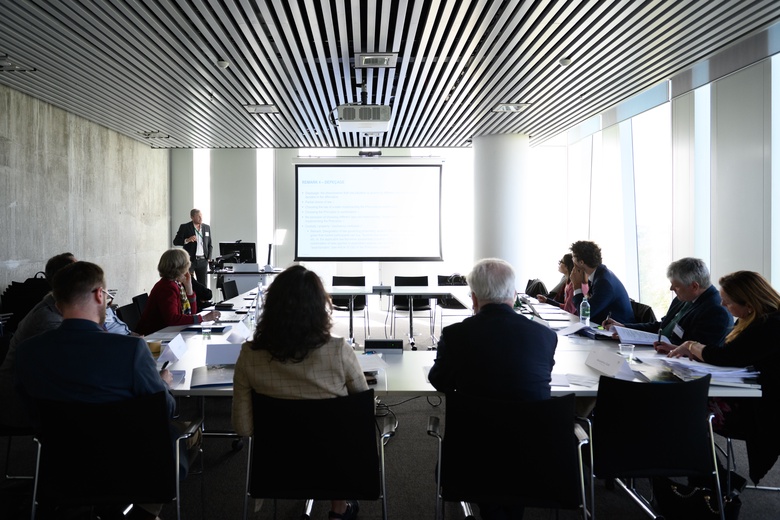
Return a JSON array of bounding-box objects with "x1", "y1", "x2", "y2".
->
[{"x1": 296, "y1": 163, "x2": 442, "y2": 261}]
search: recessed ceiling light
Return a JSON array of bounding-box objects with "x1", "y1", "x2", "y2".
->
[
  {"x1": 355, "y1": 53, "x2": 398, "y2": 68},
  {"x1": 492, "y1": 103, "x2": 531, "y2": 113},
  {"x1": 244, "y1": 104, "x2": 280, "y2": 114},
  {"x1": 216, "y1": 60, "x2": 230, "y2": 69},
  {"x1": 559, "y1": 57, "x2": 572, "y2": 67}
]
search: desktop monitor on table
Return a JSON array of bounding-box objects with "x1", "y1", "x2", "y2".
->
[{"x1": 218, "y1": 242, "x2": 256, "y2": 264}]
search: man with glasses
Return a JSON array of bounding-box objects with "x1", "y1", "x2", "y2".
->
[{"x1": 15, "y1": 261, "x2": 176, "y2": 520}]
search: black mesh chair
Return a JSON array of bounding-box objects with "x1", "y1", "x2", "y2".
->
[
  {"x1": 132, "y1": 292, "x2": 149, "y2": 315},
  {"x1": 391, "y1": 276, "x2": 434, "y2": 342},
  {"x1": 590, "y1": 374, "x2": 725, "y2": 519},
  {"x1": 31, "y1": 391, "x2": 201, "y2": 520},
  {"x1": 116, "y1": 303, "x2": 141, "y2": 334},
  {"x1": 630, "y1": 299, "x2": 657, "y2": 323},
  {"x1": 222, "y1": 279, "x2": 239, "y2": 301},
  {"x1": 435, "y1": 275, "x2": 470, "y2": 336},
  {"x1": 243, "y1": 389, "x2": 394, "y2": 520},
  {"x1": 427, "y1": 392, "x2": 591, "y2": 520},
  {"x1": 331, "y1": 276, "x2": 370, "y2": 339}
]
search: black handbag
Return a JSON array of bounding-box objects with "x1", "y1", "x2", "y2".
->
[{"x1": 652, "y1": 476, "x2": 742, "y2": 520}]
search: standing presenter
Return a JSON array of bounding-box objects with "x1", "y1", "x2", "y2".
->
[{"x1": 173, "y1": 208, "x2": 212, "y2": 284}]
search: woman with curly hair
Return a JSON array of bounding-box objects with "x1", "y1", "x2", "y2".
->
[{"x1": 232, "y1": 265, "x2": 367, "y2": 520}]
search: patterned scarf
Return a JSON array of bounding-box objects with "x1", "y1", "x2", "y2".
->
[{"x1": 178, "y1": 282, "x2": 192, "y2": 315}]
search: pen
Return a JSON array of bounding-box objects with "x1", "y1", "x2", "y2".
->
[
  {"x1": 161, "y1": 361, "x2": 169, "y2": 370},
  {"x1": 657, "y1": 328, "x2": 663, "y2": 343}
]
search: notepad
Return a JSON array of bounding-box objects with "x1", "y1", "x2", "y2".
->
[{"x1": 191, "y1": 365, "x2": 235, "y2": 387}]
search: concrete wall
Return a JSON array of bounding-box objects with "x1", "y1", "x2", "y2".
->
[{"x1": 0, "y1": 84, "x2": 169, "y2": 309}]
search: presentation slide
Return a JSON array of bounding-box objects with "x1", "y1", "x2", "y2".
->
[{"x1": 296, "y1": 163, "x2": 442, "y2": 261}]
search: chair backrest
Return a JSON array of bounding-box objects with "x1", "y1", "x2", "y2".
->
[
  {"x1": 248, "y1": 389, "x2": 380, "y2": 500},
  {"x1": 116, "y1": 303, "x2": 141, "y2": 333},
  {"x1": 525, "y1": 278, "x2": 548, "y2": 297},
  {"x1": 331, "y1": 276, "x2": 367, "y2": 310},
  {"x1": 222, "y1": 279, "x2": 239, "y2": 300},
  {"x1": 592, "y1": 374, "x2": 714, "y2": 479},
  {"x1": 440, "y1": 392, "x2": 583, "y2": 510},
  {"x1": 630, "y1": 299, "x2": 657, "y2": 323},
  {"x1": 132, "y1": 292, "x2": 149, "y2": 314},
  {"x1": 393, "y1": 275, "x2": 430, "y2": 309},
  {"x1": 33, "y1": 391, "x2": 176, "y2": 508},
  {"x1": 436, "y1": 274, "x2": 468, "y2": 309}
]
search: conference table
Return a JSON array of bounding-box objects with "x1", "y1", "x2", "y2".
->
[{"x1": 149, "y1": 292, "x2": 760, "y2": 399}]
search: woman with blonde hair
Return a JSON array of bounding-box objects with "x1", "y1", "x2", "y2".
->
[
  {"x1": 669, "y1": 270, "x2": 780, "y2": 483},
  {"x1": 136, "y1": 248, "x2": 219, "y2": 335}
]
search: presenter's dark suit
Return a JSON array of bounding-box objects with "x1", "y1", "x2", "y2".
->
[
  {"x1": 173, "y1": 221, "x2": 212, "y2": 284},
  {"x1": 429, "y1": 303, "x2": 557, "y2": 520},
  {"x1": 624, "y1": 284, "x2": 733, "y2": 346},
  {"x1": 572, "y1": 264, "x2": 633, "y2": 324}
]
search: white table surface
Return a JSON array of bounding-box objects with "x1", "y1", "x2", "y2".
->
[{"x1": 149, "y1": 314, "x2": 760, "y2": 398}]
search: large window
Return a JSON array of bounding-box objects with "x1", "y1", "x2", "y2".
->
[{"x1": 632, "y1": 104, "x2": 674, "y2": 318}]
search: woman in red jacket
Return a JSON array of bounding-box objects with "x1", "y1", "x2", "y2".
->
[{"x1": 137, "y1": 248, "x2": 219, "y2": 335}]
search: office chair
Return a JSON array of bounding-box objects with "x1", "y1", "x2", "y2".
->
[
  {"x1": 30, "y1": 391, "x2": 202, "y2": 520},
  {"x1": 590, "y1": 374, "x2": 726, "y2": 520},
  {"x1": 116, "y1": 303, "x2": 141, "y2": 334},
  {"x1": 435, "y1": 275, "x2": 471, "y2": 336},
  {"x1": 629, "y1": 299, "x2": 657, "y2": 323},
  {"x1": 0, "y1": 336, "x2": 34, "y2": 480},
  {"x1": 243, "y1": 389, "x2": 395, "y2": 520},
  {"x1": 391, "y1": 276, "x2": 434, "y2": 343},
  {"x1": 222, "y1": 279, "x2": 239, "y2": 301},
  {"x1": 132, "y1": 292, "x2": 149, "y2": 315},
  {"x1": 427, "y1": 392, "x2": 591, "y2": 520},
  {"x1": 331, "y1": 276, "x2": 371, "y2": 339}
]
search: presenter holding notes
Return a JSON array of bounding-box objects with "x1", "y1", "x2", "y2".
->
[{"x1": 173, "y1": 208, "x2": 212, "y2": 284}]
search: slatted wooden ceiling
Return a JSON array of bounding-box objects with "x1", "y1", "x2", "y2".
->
[{"x1": 1, "y1": 0, "x2": 779, "y2": 149}]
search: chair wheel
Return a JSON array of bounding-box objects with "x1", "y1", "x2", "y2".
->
[{"x1": 232, "y1": 438, "x2": 244, "y2": 451}]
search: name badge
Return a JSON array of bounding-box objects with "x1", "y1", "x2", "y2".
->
[
  {"x1": 205, "y1": 231, "x2": 210, "y2": 236},
  {"x1": 673, "y1": 324, "x2": 684, "y2": 338}
]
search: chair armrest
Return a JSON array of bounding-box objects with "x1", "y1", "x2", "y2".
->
[
  {"x1": 176, "y1": 416, "x2": 204, "y2": 443},
  {"x1": 427, "y1": 416, "x2": 442, "y2": 439},
  {"x1": 574, "y1": 423, "x2": 589, "y2": 444},
  {"x1": 377, "y1": 414, "x2": 397, "y2": 440}
]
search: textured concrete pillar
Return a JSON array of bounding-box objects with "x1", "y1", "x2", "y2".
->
[{"x1": 473, "y1": 134, "x2": 530, "y2": 279}]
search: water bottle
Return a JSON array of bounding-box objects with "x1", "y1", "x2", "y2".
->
[
  {"x1": 253, "y1": 282, "x2": 264, "y2": 323},
  {"x1": 579, "y1": 297, "x2": 591, "y2": 327}
]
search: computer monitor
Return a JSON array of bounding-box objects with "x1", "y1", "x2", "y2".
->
[{"x1": 218, "y1": 241, "x2": 256, "y2": 264}]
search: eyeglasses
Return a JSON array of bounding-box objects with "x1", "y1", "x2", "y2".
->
[{"x1": 93, "y1": 287, "x2": 114, "y2": 306}]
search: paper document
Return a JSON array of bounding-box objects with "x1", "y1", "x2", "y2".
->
[
  {"x1": 637, "y1": 355, "x2": 760, "y2": 387},
  {"x1": 157, "y1": 334, "x2": 187, "y2": 364},
  {"x1": 191, "y1": 365, "x2": 235, "y2": 387},
  {"x1": 205, "y1": 343, "x2": 242, "y2": 365},
  {"x1": 613, "y1": 325, "x2": 669, "y2": 345},
  {"x1": 550, "y1": 373, "x2": 570, "y2": 387}
]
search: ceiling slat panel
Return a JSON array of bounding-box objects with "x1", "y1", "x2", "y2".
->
[{"x1": 0, "y1": 0, "x2": 779, "y2": 148}]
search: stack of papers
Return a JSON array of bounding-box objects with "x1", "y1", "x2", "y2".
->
[
  {"x1": 638, "y1": 355, "x2": 760, "y2": 388},
  {"x1": 612, "y1": 325, "x2": 670, "y2": 345}
]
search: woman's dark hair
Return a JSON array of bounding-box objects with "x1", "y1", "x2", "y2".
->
[
  {"x1": 561, "y1": 253, "x2": 574, "y2": 278},
  {"x1": 250, "y1": 265, "x2": 333, "y2": 362}
]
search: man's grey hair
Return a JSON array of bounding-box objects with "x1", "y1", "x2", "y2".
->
[
  {"x1": 467, "y1": 258, "x2": 516, "y2": 303},
  {"x1": 666, "y1": 257, "x2": 711, "y2": 287}
]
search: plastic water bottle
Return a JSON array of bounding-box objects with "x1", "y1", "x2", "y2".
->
[
  {"x1": 253, "y1": 282, "x2": 264, "y2": 323},
  {"x1": 579, "y1": 297, "x2": 591, "y2": 327}
]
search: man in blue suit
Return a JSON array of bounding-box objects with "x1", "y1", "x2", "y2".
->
[
  {"x1": 604, "y1": 257, "x2": 733, "y2": 350},
  {"x1": 15, "y1": 261, "x2": 175, "y2": 520},
  {"x1": 429, "y1": 258, "x2": 557, "y2": 520},
  {"x1": 570, "y1": 240, "x2": 634, "y2": 324}
]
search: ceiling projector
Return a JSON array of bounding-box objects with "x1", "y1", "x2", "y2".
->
[{"x1": 337, "y1": 104, "x2": 391, "y2": 133}]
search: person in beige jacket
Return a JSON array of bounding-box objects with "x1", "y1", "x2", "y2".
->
[{"x1": 232, "y1": 265, "x2": 368, "y2": 520}]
